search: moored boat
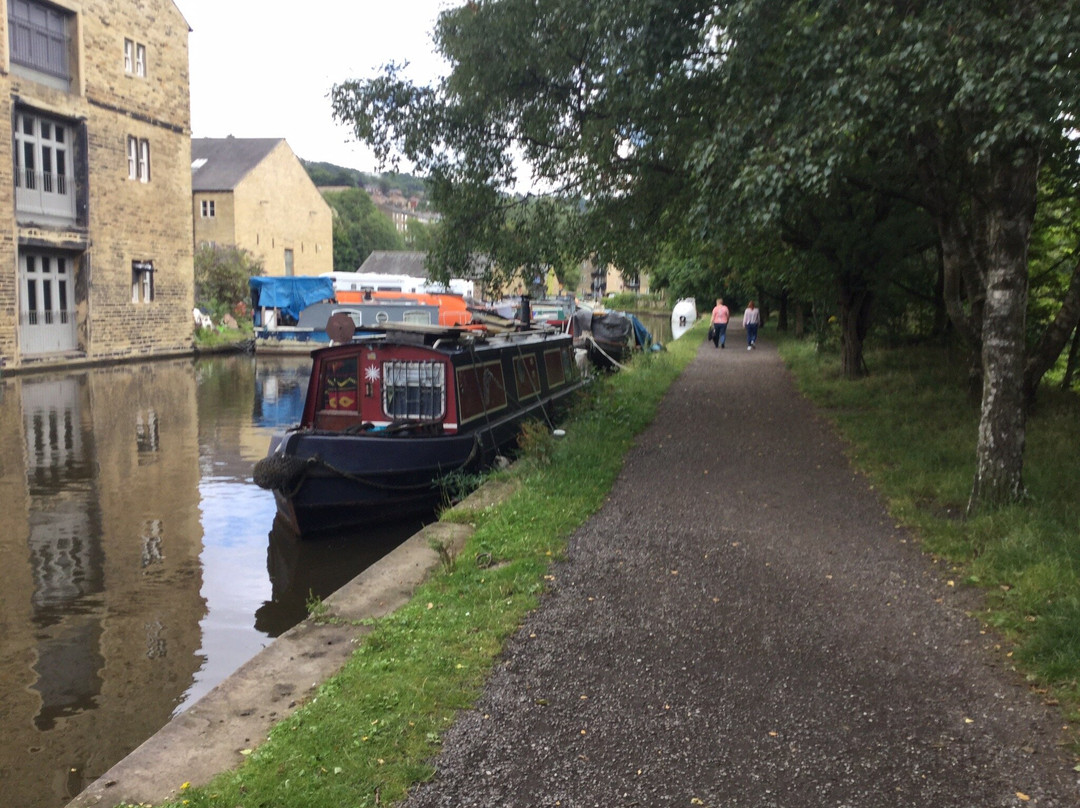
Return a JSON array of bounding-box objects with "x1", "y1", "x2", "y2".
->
[
  {"x1": 671, "y1": 298, "x2": 698, "y2": 340},
  {"x1": 253, "y1": 322, "x2": 586, "y2": 536}
]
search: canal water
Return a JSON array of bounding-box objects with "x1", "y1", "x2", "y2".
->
[
  {"x1": 0, "y1": 354, "x2": 425, "y2": 808},
  {"x1": 0, "y1": 309, "x2": 677, "y2": 808}
]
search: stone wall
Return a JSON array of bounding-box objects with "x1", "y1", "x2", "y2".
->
[
  {"x1": 233, "y1": 142, "x2": 333, "y2": 277},
  {"x1": 0, "y1": 0, "x2": 194, "y2": 371}
]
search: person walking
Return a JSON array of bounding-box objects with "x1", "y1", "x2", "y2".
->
[
  {"x1": 711, "y1": 298, "x2": 730, "y2": 349},
  {"x1": 743, "y1": 300, "x2": 761, "y2": 349}
]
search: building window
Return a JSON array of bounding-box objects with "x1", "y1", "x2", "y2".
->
[
  {"x1": 127, "y1": 136, "x2": 150, "y2": 182},
  {"x1": 124, "y1": 38, "x2": 146, "y2": 76},
  {"x1": 201, "y1": 199, "x2": 215, "y2": 218},
  {"x1": 15, "y1": 111, "x2": 69, "y2": 195},
  {"x1": 9, "y1": 0, "x2": 71, "y2": 80},
  {"x1": 131, "y1": 260, "x2": 154, "y2": 303}
]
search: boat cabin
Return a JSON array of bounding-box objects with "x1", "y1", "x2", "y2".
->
[{"x1": 300, "y1": 326, "x2": 580, "y2": 437}]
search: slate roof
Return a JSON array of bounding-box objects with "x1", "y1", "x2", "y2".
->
[
  {"x1": 191, "y1": 138, "x2": 284, "y2": 191},
  {"x1": 358, "y1": 251, "x2": 430, "y2": 278}
]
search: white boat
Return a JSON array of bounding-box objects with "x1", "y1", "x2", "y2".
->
[{"x1": 670, "y1": 298, "x2": 698, "y2": 340}]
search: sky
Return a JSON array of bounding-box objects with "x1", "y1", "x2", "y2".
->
[{"x1": 177, "y1": 0, "x2": 453, "y2": 175}]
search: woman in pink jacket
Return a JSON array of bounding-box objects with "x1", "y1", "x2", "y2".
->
[{"x1": 710, "y1": 298, "x2": 730, "y2": 348}]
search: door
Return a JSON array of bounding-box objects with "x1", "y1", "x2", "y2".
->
[{"x1": 20, "y1": 251, "x2": 78, "y2": 354}]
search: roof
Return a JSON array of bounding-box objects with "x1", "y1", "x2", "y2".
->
[
  {"x1": 358, "y1": 251, "x2": 430, "y2": 278},
  {"x1": 191, "y1": 138, "x2": 285, "y2": 192}
]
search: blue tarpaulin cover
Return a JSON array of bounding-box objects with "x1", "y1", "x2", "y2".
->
[{"x1": 249, "y1": 276, "x2": 335, "y2": 322}]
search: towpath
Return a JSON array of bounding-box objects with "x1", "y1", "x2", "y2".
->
[{"x1": 401, "y1": 336, "x2": 1080, "y2": 807}]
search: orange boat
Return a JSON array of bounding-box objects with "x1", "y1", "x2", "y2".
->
[{"x1": 334, "y1": 289, "x2": 478, "y2": 328}]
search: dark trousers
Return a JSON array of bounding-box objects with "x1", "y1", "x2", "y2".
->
[{"x1": 713, "y1": 322, "x2": 727, "y2": 347}]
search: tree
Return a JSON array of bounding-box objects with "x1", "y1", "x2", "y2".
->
[
  {"x1": 194, "y1": 244, "x2": 264, "y2": 313},
  {"x1": 696, "y1": 0, "x2": 1080, "y2": 510},
  {"x1": 323, "y1": 188, "x2": 403, "y2": 272},
  {"x1": 331, "y1": 0, "x2": 1080, "y2": 512}
]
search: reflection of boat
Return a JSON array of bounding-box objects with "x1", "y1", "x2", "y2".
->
[
  {"x1": 255, "y1": 514, "x2": 424, "y2": 635},
  {"x1": 253, "y1": 322, "x2": 586, "y2": 537},
  {"x1": 670, "y1": 298, "x2": 697, "y2": 340}
]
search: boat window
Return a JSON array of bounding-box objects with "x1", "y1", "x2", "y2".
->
[
  {"x1": 545, "y1": 348, "x2": 567, "y2": 387},
  {"x1": 457, "y1": 362, "x2": 508, "y2": 423},
  {"x1": 320, "y1": 357, "x2": 359, "y2": 412},
  {"x1": 513, "y1": 354, "x2": 542, "y2": 399},
  {"x1": 402, "y1": 310, "x2": 432, "y2": 324},
  {"x1": 383, "y1": 360, "x2": 446, "y2": 421}
]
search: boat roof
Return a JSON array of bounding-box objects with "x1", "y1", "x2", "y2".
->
[{"x1": 311, "y1": 322, "x2": 568, "y2": 357}]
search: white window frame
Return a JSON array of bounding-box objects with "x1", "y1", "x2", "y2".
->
[
  {"x1": 135, "y1": 43, "x2": 146, "y2": 77},
  {"x1": 124, "y1": 38, "x2": 134, "y2": 72},
  {"x1": 201, "y1": 199, "x2": 215, "y2": 218},
  {"x1": 131, "y1": 261, "x2": 154, "y2": 304},
  {"x1": 127, "y1": 135, "x2": 150, "y2": 182},
  {"x1": 138, "y1": 139, "x2": 150, "y2": 182},
  {"x1": 127, "y1": 136, "x2": 138, "y2": 179}
]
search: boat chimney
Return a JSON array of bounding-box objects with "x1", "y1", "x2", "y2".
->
[{"x1": 520, "y1": 295, "x2": 532, "y2": 329}]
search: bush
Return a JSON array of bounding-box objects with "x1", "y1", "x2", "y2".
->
[{"x1": 195, "y1": 245, "x2": 264, "y2": 311}]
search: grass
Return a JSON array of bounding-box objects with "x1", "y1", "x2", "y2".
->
[
  {"x1": 779, "y1": 336, "x2": 1080, "y2": 726},
  {"x1": 135, "y1": 328, "x2": 703, "y2": 808},
  {"x1": 193, "y1": 323, "x2": 252, "y2": 350}
]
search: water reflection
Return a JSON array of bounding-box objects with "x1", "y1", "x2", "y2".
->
[{"x1": 0, "y1": 354, "x2": 424, "y2": 808}]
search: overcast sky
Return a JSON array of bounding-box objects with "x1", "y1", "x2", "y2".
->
[{"x1": 177, "y1": 0, "x2": 452, "y2": 174}]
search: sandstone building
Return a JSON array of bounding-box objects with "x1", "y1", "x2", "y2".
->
[
  {"x1": 0, "y1": 0, "x2": 195, "y2": 372},
  {"x1": 191, "y1": 138, "x2": 333, "y2": 277}
]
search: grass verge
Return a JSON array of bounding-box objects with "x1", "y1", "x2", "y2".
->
[
  {"x1": 135, "y1": 328, "x2": 703, "y2": 808},
  {"x1": 778, "y1": 337, "x2": 1080, "y2": 730}
]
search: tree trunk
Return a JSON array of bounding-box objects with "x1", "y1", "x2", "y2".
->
[
  {"x1": 1023, "y1": 259, "x2": 1080, "y2": 409},
  {"x1": 938, "y1": 212, "x2": 985, "y2": 403},
  {"x1": 1063, "y1": 325, "x2": 1080, "y2": 392},
  {"x1": 777, "y1": 290, "x2": 789, "y2": 331},
  {"x1": 794, "y1": 303, "x2": 805, "y2": 339},
  {"x1": 838, "y1": 273, "x2": 872, "y2": 379},
  {"x1": 966, "y1": 156, "x2": 1038, "y2": 514}
]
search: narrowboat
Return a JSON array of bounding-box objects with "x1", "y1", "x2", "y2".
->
[{"x1": 253, "y1": 321, "x2": 586, "y2": 536}]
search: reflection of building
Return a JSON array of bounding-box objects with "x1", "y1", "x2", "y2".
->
[
  {"x1": 0, "y1": 361, "x2": 204, "y2": 807},
  {"x1": 192, "y1": 138, "x2": 333, "y2": 277},
  {"x1": 0, "y1": 0, "x2": 196, "y2": 373}
]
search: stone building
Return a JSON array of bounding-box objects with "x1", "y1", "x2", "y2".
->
[
  {"x1": 191, "y1": 138, "x2": 333, "y2": 277},
  {"x1": 0, "y1": 0, "x2": 196, "y2": 373}
]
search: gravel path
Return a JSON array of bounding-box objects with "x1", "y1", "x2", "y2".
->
[{"x1": 403, "y1": 337, "x2": 1080, "y2": 807}]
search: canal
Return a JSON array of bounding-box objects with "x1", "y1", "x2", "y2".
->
[
  {"x1": 0, "y1": 354, "x2": 426, "y2": 808},
  {"x1": 0, "y1": 309, "x2": 676, "y2": 808}
]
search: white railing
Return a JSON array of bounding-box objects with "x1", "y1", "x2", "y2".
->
[{"x1": 15, "y1": 170, "x2": 76, "y2": 220}]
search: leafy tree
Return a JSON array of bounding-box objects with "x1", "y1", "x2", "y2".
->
[
  {"x1": 332, "y1": 0, "x2": 1080, "y2": 511},
  {"x1": 194, "y1": 245, "x2": 264, "y2": 313},
  {"x1": 324, "y1": 188, "x2": 404, "y2": 271}
]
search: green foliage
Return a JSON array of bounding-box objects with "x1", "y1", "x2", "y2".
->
[
  {"x1": 324, "y1": 187, "x2": 404, "y2": 272},
  {"x1": 302, "y1": 160, "x2": 364, "y2": 188},
  {"x1": 194, "y1": 244, "x2": 264, "y2": 310}
]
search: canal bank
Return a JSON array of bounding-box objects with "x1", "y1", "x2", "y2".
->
[{"x1": 65, "y1": 479, "x2": 517, "y2": 808}]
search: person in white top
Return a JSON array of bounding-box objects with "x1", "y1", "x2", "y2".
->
[{"x1": 743, "y1": 301, "x2": 761, "y2": 349}]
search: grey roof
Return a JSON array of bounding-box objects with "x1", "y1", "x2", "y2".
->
[
  {"x1": 358, "y1": 251, "x2": 430, "y2": 278},
  {"x1": 191, "y1": 138, "x2": 284, "y2": 191}
]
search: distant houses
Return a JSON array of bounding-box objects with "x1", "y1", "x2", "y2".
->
[
  {"x1": 0, "y1": 0, "x2": 196, "y2": 373},
  {"x1": 192, "y1": 138, "x2": 333, "y2": 277}
]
